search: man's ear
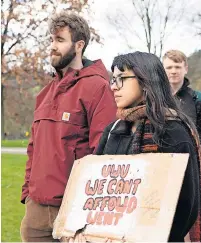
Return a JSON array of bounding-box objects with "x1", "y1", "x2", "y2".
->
[{"x1": 75, "y1": 40, "x2": 85, "y2": 54}]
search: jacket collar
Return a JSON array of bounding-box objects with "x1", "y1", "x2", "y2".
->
[
  {"x1": 110, "y1": 120, "x2": 133, "y2": 135},
  {"x1": 177, "y1": 77, "x2": 190, "y2": 95}
]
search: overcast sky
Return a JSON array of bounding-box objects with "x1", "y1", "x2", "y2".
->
[
  {"x1": 3, "y1": 0, "x2": 201, "y2": 70},
  {"x1": 85, "y1": 0, "x2": 201, "y2": 69}
]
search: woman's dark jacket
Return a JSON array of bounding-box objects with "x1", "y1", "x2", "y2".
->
[{"x1": 96, "y1": 119, "x2": 200, "y2": 242}]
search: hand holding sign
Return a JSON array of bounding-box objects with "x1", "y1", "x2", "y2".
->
[{"x1": 62, "y1": 233, "x2": 113, "y2": 243}]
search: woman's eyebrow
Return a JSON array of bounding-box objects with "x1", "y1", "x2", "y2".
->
[{"x1": 113, "y1": 73, "x2": 123, "y2": 78}]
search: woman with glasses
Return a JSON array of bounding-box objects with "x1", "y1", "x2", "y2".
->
[
  {"x1": 68, "y1": 52, "x2": 200, "y2": 242},
  {"x1": 95, "y1": 52, "x2": 200, "y2": 242}
]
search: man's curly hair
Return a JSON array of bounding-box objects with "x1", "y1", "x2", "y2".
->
[{"x1": 48, "y1": 11, "x2": 90, "y2": 54}]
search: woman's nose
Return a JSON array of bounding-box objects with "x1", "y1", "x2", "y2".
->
[{"x1": 110, "y1": 82, "x2": 118, "y2": 91}]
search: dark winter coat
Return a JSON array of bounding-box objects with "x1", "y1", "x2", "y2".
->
[{"x1": 96, "y1": 119, "x2": 200, "y2": 242}]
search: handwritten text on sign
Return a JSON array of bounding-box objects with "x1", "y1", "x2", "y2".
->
[{"x1": 83, "y1": 164, "x2": 141, "y2": 226}]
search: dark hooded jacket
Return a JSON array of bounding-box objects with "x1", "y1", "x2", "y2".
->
[
  {"x1": 176, "y1": 77, "x2": 201, "y2": 139},
  {"x1": 21, "y1": 59, "x2": 117, "y2": 206},
  {"x1": 96, "y1": 119, "x2": 200, "y2": 242}
]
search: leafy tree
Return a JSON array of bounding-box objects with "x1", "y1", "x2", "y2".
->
[{"x1": 1, "y1": 0, "x2": 97, "y2": 138}]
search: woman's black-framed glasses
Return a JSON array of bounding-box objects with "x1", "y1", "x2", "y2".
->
[{"x1": 110, "y1": 76, "x2": 136, "y2": 89}]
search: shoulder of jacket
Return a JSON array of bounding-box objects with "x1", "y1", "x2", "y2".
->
[
  {"x1": 185, "y1": 87, "x2": 201, "y2": 102},
  {"x1": 36, "y1": 82, "x2": 52, "y2": 96},
  {"x1": 98, "y1": 121, "x2": 117, "y2": 144},
  {"x1": 107, "y1": 119, "x2": 121, "y2": 141},
  {"x1": 194, "y1": 90, "x2": 201, "y2": 102},
  {"x1": 159, "y1": 121, "x2": 196, "y2": 153},
  {"x1": 82, "y1": 73, "x2": 108, "y2": 82},
  {"x1": 80, "y1": 75, "x2": 109, "y2": 90},
  {"x1": 106, "y1": 120, "x2": 119, "y2": 132},
  {"x1": 164, "y1": 120, "x2": 193, "y2": 143}
]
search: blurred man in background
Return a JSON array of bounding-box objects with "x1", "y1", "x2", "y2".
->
[{"x1": 163, "y1": 49, "x2": 201, "y2": 139}]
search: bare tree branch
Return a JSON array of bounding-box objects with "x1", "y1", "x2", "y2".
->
[
  {"x1": 1, "y1": 0, "x2": 14, "y2": 57},
  {"x1": 109, "y1": 0, "x2": 187, "y2": 56},
  {"x1": 192, "y1": 13, "x2": 201, "y2": 36},
  {"x1": 4, "y1": 35, "x2": 22, "y2": 56}
]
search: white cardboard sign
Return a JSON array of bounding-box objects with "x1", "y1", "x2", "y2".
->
[{"x1": 53, "y1": 153, "x2": 188, "y2": 242}]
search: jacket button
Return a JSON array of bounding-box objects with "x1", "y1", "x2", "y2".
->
[{"x1": 74, "y1": 71, "x2": 79, "y2": 76}]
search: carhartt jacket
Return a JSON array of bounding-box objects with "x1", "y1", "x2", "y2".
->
[{"x1": 21, "y1": 59, "x2": 117, "y2": 206}]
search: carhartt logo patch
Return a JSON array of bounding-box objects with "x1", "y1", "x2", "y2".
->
[{"x1": 62, "y1": 112, "x2": 70, "y2": 121}]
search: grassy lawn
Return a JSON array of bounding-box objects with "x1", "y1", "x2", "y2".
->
[
  {"x1": 1, "y1": 154, "x2": 27, "y2": 242},
  {"x1": 1, "y1": 140, "x2": 28, "y2": 148}
]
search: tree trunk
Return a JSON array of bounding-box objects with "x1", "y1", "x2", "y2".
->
[{"x1": 1, "y1": 83, "x2": 5, "y2": 140}]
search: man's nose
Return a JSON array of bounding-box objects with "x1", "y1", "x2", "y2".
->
[
  {"x1": 50, "y1": 41, "x2": 57, "y2": 51},
  {"x1": 171, "y1": 67, "x2": 177, "y2": 73}
]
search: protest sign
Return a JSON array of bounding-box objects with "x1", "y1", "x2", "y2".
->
[{"x1": 53, "y1": 153, "x2": 188, "y2": 242}]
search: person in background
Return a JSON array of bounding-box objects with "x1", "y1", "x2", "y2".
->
[
  {"x1": 163, "y1": 50, "x2": 201, "y2": 140},
  {"x1": 20, "y1": 11, "x2": 116, "y2": 242}
]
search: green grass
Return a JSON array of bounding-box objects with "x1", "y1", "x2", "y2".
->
[
  {"x1": 1, "y1": 154, "x2": 27, "y2": 242},
  {"x1": 1, "y1": 140, "x2": 28, "y2": 148}
]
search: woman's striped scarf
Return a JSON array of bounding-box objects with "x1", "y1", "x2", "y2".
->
[{"x1": 117, "y1": 104, "x2": 201, "y2": 242}]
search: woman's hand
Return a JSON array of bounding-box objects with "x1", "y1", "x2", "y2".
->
[
  {"x1": 69, "y1": 233, "x2": 86, "y2": 243},
  {"x1": 64, "y1": 233, "x2": 112, "y2": 243}
]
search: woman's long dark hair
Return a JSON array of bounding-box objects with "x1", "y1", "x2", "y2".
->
[{"x1": 111, "y1": 51, "x2": 198, "y2": 142}]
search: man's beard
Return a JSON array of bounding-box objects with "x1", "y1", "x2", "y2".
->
[{"x1": 51, "y1": 44, "x2": 76, "y2": 70}]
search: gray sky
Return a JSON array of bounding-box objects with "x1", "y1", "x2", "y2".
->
[
  {"x1": 3, "y1": 0, "x2": 201, "y2": 70},
  {"x1": 85, "y1": 0, "x2": 201, "y2": 69}
]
